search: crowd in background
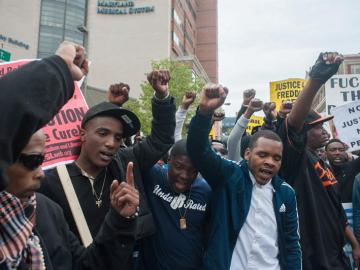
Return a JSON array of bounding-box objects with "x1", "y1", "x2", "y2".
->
[{"x1": 0, "y1": 42, "x2": 360, "y2": 270}]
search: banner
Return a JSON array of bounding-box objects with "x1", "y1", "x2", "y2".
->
[
  {"x1": 325, "y1": 74, "x2": 360, "y2": 115},
  {"x1": 0, "y1": 60, "x2": 88, "y2": 169},
  {"x1": 270, "y1": 78, "x2": 305, "y2": 111},
  {"x1": 332, "y1": 101, "x2": 360, "y2": 152},
  {"x1": 246, "y1": 115, "x2": 264, "y2": 134}
]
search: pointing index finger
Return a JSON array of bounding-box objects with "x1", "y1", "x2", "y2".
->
[{"x1": 126, "y1": 162, "x2": 134, "y2": 187}]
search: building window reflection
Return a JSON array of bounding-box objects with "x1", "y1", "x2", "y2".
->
[{"x1": 38, "y1": 0, "x2": 86, "y2": 58}]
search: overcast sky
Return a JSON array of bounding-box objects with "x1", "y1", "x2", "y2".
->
[{"x1": 218, "y1": 0, "x2": 360, "y2": 117}]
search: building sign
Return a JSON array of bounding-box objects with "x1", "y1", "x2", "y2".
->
[
  {"x1": 97, "y1": 0, "x2": 155, "y2": 15},
  {"x1": 0, "y1": 34, "x2": 30, "y2": 50},
  {"x1": 0, "y1": 49, "x2": 11, "y2": 61},
  {"x1": 325, "y1": 74, "x2": 360, "y2": 114},
  {"x1": 270, "y1": 78, "x2": 305, "y2": 111}
]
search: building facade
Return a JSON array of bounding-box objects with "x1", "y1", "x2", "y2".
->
[{"x1": 0, "y1": 0, "x2": 218, "y2": 106}]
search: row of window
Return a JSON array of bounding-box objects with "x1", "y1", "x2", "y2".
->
[{"x1": 38, "y1": 0, "x2": 86, "y2": 58}]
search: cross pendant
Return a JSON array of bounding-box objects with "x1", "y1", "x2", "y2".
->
[{"x1": 96, "y1": 200, "x2": 102, "y2": 208}]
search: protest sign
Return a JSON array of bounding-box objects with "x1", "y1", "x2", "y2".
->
[
  {"x1": 332, "y1": 101, "x2": 360, "y2": 152},
  {"x1": 325, "y1": 74, "x2": 360, "y2": 114},
  {"x1": 0, "y1": 59, "x2": 88, "y2": 169},
  {"x1": 270, "y1": 78, "x2": 305, "y2": 111},
  {"x1": 246, "y1": 115, "x2": 264, "y2": 134}
]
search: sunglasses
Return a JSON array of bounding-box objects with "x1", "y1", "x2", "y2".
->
[{"x1": 18, "y1": 154, "x2": 45, "y2": 170}]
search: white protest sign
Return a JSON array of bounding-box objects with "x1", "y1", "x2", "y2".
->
[
  {"x1": 325, "y1": 74, "x2": 360, "y2": 114},
  {"x1": 332, "y1": 101, "x2": 360, "y2": 151}
]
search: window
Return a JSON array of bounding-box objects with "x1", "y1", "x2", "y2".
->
[
  {"x1": 350, "y1": 64, "x2": 360, "y2": 74},
  {"x1": 38, "y1": 0, "x2": 86, "y2": 58},
  {"x1": 173, "y1": 31, "x2": 180, "y2": 47},
  {"x1": 173, "y1": 9, "x2": 182, "y2": 27},
  {"x1": 186, "y1": 0, "x2": 196, "y2": 19}
]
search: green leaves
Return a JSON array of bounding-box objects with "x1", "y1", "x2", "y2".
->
[{"x1": 127, "y1": 59, "x2": 205, "y2": 135}]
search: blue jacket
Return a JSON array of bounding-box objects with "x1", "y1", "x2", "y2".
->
[{"x1": 187, "y1": 111, "x2": 301, "y2": 270}]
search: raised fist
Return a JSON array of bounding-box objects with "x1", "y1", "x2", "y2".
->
[
  {"x1": 243, "y1": 89, "x2": 256, "y2": 106},
  {"x1": 181, "y1": 91, "x2": 196, "y2": 110},
  {"x1": 107, "y1": 83, "x2": 130, "y2": 107},
  {"x1": 309, "y1": 52, "x2": 343, "y2": 84},
  {"x1": 55, "y1": 41, "x2": 89, "y2": 81},
  {"x1": 243, "y1": 98, "x2": 263, "y2": 119},
  {"x1": 212, "y1": 110, "x2": 225, "y2": 122},
  {"x1": 248, "y1": 98, "x2": 263, "y2": 112},
  {"x1": 199, "y1": 84, "x2": 228, "y2": 116},
  {"x1": 147, "y1": 70, "x2": 170, "y2": 99},
  {"x1": 278, "y1": 101, "x2": 293, "y2": 118},
  {"x1": 263, "y1": 102, "x2": 277, "y2": 121}
]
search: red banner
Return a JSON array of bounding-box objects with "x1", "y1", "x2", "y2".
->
[{"x1": 0, "y1": 60, "x2": 88, "y2": 169}]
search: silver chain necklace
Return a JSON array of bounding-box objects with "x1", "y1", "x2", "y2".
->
[{"x1": 88, "y1": 168, "x2": 107, "y2": 208}]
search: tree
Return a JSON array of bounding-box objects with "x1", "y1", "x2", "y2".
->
[{"x1": 123, "y1": 59, "x2": 205, "y2": 135}]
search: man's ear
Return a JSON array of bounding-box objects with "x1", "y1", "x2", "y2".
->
[
  {"x1": 244, "y1": 148, "x2": 251, "y2": 161},
  {"x1": 80, "y1": 128, "x2": 86, "y2": 143}
]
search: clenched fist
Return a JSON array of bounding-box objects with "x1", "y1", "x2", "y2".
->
[
  {"x1": 107, "y1": 83, "x2": 130, "y2": 107},
  {"x1": 181, "y1": 91, "x2": 196, "y2": 110},
  {"x1": 309, "y1": 52, "x2": 343, "y2": 84},
  {"x1": 55, "y1": 41, "x2": 89, "y2": 81},
  {"x1": 199, "y1": 84, "x2": 229, "y2": 116},
  {"x1": 147, "y1": 70, "x2": 170, "y2": 99}
]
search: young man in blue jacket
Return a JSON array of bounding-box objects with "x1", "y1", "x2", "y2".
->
[{"x1": 187, "y1": 84, "x2": 301, "y2": 270}]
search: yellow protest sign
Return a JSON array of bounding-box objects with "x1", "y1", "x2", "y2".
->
[
  {"x1": 270, "y1": 78, "x2": 305, "y2": 110},
  {"x1": 209, "y1": 126, "x2": 215, "y2": 140},
  {"x1": 246, "y1": 116, "x2": 264, "y2": 134}
]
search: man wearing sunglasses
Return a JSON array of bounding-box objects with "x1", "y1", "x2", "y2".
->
[
  {"x1": 0, "y1": 41, "x2": 88, "y2": 191},
  {"x1": 2, "y1": 129, "x2": 139, "y2": 269}
]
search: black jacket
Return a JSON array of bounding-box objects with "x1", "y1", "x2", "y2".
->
[
  {"x1": 5, "y1": 193, "x2": 136, "y2": 270},
  {"x1": 0, "y1": 56, "x2": 74, "y2": 190},
  {"x1": 40, "y1": 96, "x2": 176, "y2": 240}
]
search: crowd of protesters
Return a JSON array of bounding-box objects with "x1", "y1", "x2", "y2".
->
[{"x1": 0, "y1": 41, "x2": 360, "y2": 270}]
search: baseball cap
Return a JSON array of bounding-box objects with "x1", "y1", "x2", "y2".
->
[
  {"x1": 81, "y1": 102, "x2": 141, "y2": 137},
  {"x1": 305, "y1": 110, "x2": 333, "y2": 129}
]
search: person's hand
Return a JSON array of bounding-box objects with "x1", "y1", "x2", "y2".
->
[
  {"x1": 181, "y1": 91, "x2": 196, "y2": 110},
  {"x1": 55, "y1": 41, "x2": 89, "y2": 81},
  {"x1": 309, "y1": 52, "x2": 343, "y2": 84},
  {"x1": 212, "y1": 111, "x2": 225, "y2": 122},
  {"x1": 353, "y1": 245, "x2": 360, "y2": 269},
  {"x1": 107, "y1": 83, "x2": 130, "y2": 106},
  {"x1": 263, "y1": 102, "x2": 277, "y2": 121},
  {"x1": 110, "y1": 162, "x2": 139, "y2": 218},
  {"x1": 243, "y1": 89, "x2": 256, "y2": 106},
  {"x1": 147, "y1": 70, "x2": 170, "y2": 99},
  {"x1": 244, "y1": 98, "x2": 263, "y2": 119},
  {"x1": 199, "y1": 84, "x2": 229, "y2": 116},
  {"x1": 278, "y1": 101, "x2": 293, "y2": 118}
]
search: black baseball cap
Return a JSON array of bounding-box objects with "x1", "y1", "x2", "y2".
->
[
  {"x1": 305, "y1": 110, "x2": 333, "y2": 129},
  {"x1": 81, "y1": 102, "x2": 141, "y2": 137}
]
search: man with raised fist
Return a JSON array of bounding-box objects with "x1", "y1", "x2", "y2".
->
[
  {"x1": 227, "y1": 89, "x2": 263, "y2": 162},
  {"x1": 40, "y1": 69, "x2": 176, "y2": 269},
  {"x1": 187, "y1": 84, "x2": 301, "y2": 269},
  {"x1": 277, "y1": 52, "x2": 360, "y2": 269}
]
